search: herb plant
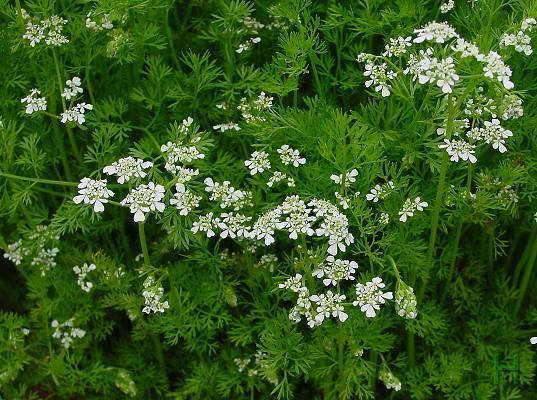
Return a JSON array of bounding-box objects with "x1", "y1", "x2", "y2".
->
[{"x1": 1, "y1": 0, "x2": 537, "y2": 399}]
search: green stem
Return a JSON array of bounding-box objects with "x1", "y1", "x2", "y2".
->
[
  {"x1": 0, "y1": 171, "x2": 78, "y2": 187},
  {"x1": 514, "y1": 228, "x2": 537, "y2": 315},
  {"x1": 138, "y1": 222, "x2": 151, "y2": 267}
]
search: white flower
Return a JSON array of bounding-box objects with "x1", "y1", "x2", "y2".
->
[
  {"x1": 438, "y1": 138, "x2": 477, "y2": 163},
  {"x1": 23, "y1": 15, "x2": 69, "y2": 47},
  {"x1": 440, "y1": 0, "x2": 454, "y2": 13},
  {"x1": 278, "y1": 274, "x2": 303, "y2": 292},
  {"x1": 21, "y1": 89, "x2": 47, "y2": 114},
  {"x1": 103, "y1": 157, "x2": 153, "y2": 184},
  {"x1": 413, "y1": 21, "x2": 459, "y2": 44},
  {"x1": 51, "y1": 318, "x2": 85, "y2": 349},
  {"x1": 379, "y1": 212, "x2": 390, "y2": 225},
  {"x1": 86, "y1": 13, "x2": 113, "y2": 31},
  {"x1": 521, "y1": 18, "x2": 537, "y2": 32},
  {"x1": 236, "y1": 37, "x2": 261, "y2": 53},
  {"x1": 191, "y1": 212, "x2": 217, "y2": 237},
  {"x1": 451, "y1": 38, "x2": 482, "y2": 59},
  {"x1": 61, "y1": 76, "x2": 83, "y2": 100},
  {"x1": 416, "y1": 56, "x2": 459, "y2": 94},
  {"x1": 366, "y1": 181, "x2": 395, "y2": 202},
  {"x1": 73, "y1": 263, "x2": 96, "y2": 292},
  {"x1": 3, "y1": 240, "x2": 28, "y2": 265},
  {"x1": 382, "y1": 36, "x2": 412, "y2": 57},
  {"x1": 213, "y1": 122, "x2": 241, "y2": 132},
  {"x1": 482, "y1": 51, "x2": 514, "y2": 89},
  {"x1": 312, "y1": 256, "x2": 358, "y2": 286},
  {"x1": 267, "y1": 171, "x2": 295, "y2": 187},
  {"x1": 245, "y1": 151, "x2": 271, "y2": 175},
  {"x1": 330, "y1": 169, "x2": 358, "y2": 187},
  {"x1": 500, "y1": 30, "x2": 533, "y2": 56},
  {"x1": 310, "y1": 291, "x2": 348, "y2": 323},
  {"x1": 73, "y1": 177, "x2": 114, "y2": 212},
  {"x1": 120, "y1": 182, "x2": 166, "y2": 222},
  {"x1": 353, "y1": 277, "x2": 393, "y2": 317},
  {"x1": 161, "y1": 140, "x2": 205, "y2": 171},
  {"x1": 363, "y1": 61, "x2": 397, "y2": 97},
  {"x1": 531, "y1": 337, "x2": 537, "y2": 345},
  {"x1": 142, "y1": 276, "x2": 169, "y2": 314},
  {"x1": 60, "y1": 102, "x2": 93, "y2": 124},
  {"x1": 170, "y1": 184, "x2": 201, "y2": 216},
  {"x1": 469, "y1": 119, "x2": 513, "y2": 153},
  {"x1": 277, "y1": 145, "x2": 306, "y2": 167},
  {"x1": 398, "y1": 197, "x2": 428, "y2": 222}
]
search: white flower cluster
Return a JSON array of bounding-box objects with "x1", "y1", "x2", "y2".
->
[
  {"x1": 353, "y1": 277, "x2": 393, "y2": 317},
  {"x1": 440, "y1": 0, "x2": 454, "y2": 13},
  {"x1": 51, "y1": 318, "x2": 85, "y2": 349},
  {"x1": 382, "y1": 36, "x2": 412, "y2": 57},
  {"x1": 398, "y1": 197, "x2": 428, "y2": 222},
  {"x1": 245, "y1": 151, "x2": 271, "y2": 175},
  {"x1": 379, "y1": 367, "x2": 402, "y2": 392},
  {"x1": 500, "y1": 18, "x2": 536, "y2": 56},
  {"x1": 73, "y1": 177, "x2": 114, "y2": 212},
  {"x1": 236, "y1": 37, "x2": 261, "y2": 53},
  {"x1": 237, "y1": 92, "x2": 273, "y2": 123},
  {"x1": 366, "y1": 181, "x2": 395, "y2": 202},
  {"x1": 161, "y1": 120, "x2": 205, "y2": 173},
  {"x1": 170, "y1": 184, "x2": 201, "y2": 216},
  {"x1": 142, "y1": 276, "x2": 169, "y2": 314},
  {"x1": 103, "y1": 157, "x2": 153, "y2": 184},
  {"x1": 438, "y1": 138, "x2": 477, "y2": 163},
  {"x1": 413, "y1": 21, "x2": 459, "y2": 44},
  {"x1": 61, "y1": 76, "x2": 83, "y2": 101},
  {"x1": 204, "y1": 177, "x2": 252, "y2": 210},
  {"x1": 277, "y1": 145, "x2": 306, "y2": 167},
  {"x1": 310, "y1": 291, "x2": 348, "y2": 324},
  {"x1": 467, "y1": 119, "x2": 513, "y2": 153},
  {"x1": 267, "y1": 171, "x2": 295, "y2": 187},
  {"x1": 312, "y1": 256, "x2": 358, "y2": 286},
  {"x1": 3, "y1": 240, "x2": 28, "y2": 265},
  {"x1": 362, "y1": 61, "x2": 397, "y2": 97},
  {"x1": 120, "y1": 182, "x2": 165, "y2": 222},
  {"x1": 499, "y1": 95, "x2": 523, "y2": 120},
  {"x1": 405, "y1": 51, "x2": 459, "y2": 93},
  {"x1": 21, "y1": 89, "x2": 47, "y2": 114},
  {"x1": 27, "y1": 225, "x2": 60, "y2": 276},
  {"x1": 330, "y1": 169, "x2": 358, "y2": 188},
  {"x1": 73, "y1": 263, "x2": 97, "y2": 292},
  {"x1": 395, "y1": 280, "x2": 418, "y2": 319},
  {"x1": 60, "y1": 102, "x2": 94, "y2": 124},
  {"x1": 213, "y1": 122, "x2": 240, "y2": 132},
  {"x1": 23, "y1": 15, "x2": 69, "y2": 47},
  {"x1": 85, "y1": 12, "x2": 114, "y2": 31}
]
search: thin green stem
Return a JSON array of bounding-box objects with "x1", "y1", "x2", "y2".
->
[
  {"x1": 0, "y1": 171, "x2": 79, "y2": 187},
  {"x1": 514, "y1": 228, "x2": 537, "y2": 315},
  {"x1": 138, "y1": 222, "x2": 151, "y2": 267}
]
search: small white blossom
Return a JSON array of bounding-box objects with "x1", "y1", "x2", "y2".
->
[
  {"x1": 245, "y1": 151, "x2": 271, "y2": 175},
  {"x1": 278, "y1": 274, "x2": 303, "y2": 292},
  {"x1": 213, "y1": 122, "x2": 241, "y2": 132},
  {"x1": 310, "y1": 291, "x2": 348, "y2": 324},
  {"x1": 330, "y1": 169, "x2": 358, "y2": 187},
  {"x1": 277, "y1": 145, "x2": 306, "y2": 167},
  {"x1": 51, "y1": 318, "x2": 85, "y2": 349},
  {"x1": 103, "y1": 157, "x2": 153, "y2": 184},
  {"x1": 353, "y1": 277, "x2": 393, "y2": 317},
  {"x1": 73, "y1": 263, "x2": 96, "y2": 292},
  {"x1": 191, "y1": 212, "x2": 217, "y2": 237},
  {"x1": 120, "y1": 182, "x2": 166, "y2": 222},
  {"x1": 142, "y1": 276, "x2": 169, "y2": 314},
  {"x1": 170, "y1": 184, "x2": 201, "y2": 216},
  {"x1": 3, "y1": 240, "x2": 28, "y2": 265},
  {"x1": 440, "y1": 0, "x2": 454, "y2": 13},
  {"x1": 60, "y1": 103, "x2": 93, "y2": 124},
  {"x1": 21, "y1": 89, "x2": 47, "y2": 114},
  {"x1": 382, "y1": 36, "x2": 412, "y2": 57},
  {"x1": 413, "y1": 21, "x2": 459, "y2": 44},
  {"x1": 312, "y1": 256, "x2": 358, "y2": 286},
  {"x1": 363, "y1": 61, "x2": 397, "y2": 97},
  {"x1": 482, "y1": 51, "x2": 514, "y2": 89},
  {"x1": 438, "y1": 138, "x2": 477, "y2": 163},
  {"x1": 73, "y1": 177, "x2": 114, "y2": 212},
  {"x1": 61, "y1": 76, "x2": 83, "y2": 100},
  {"x1": 398, "y1": 197, "x2": 428, "y2": 222}
]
